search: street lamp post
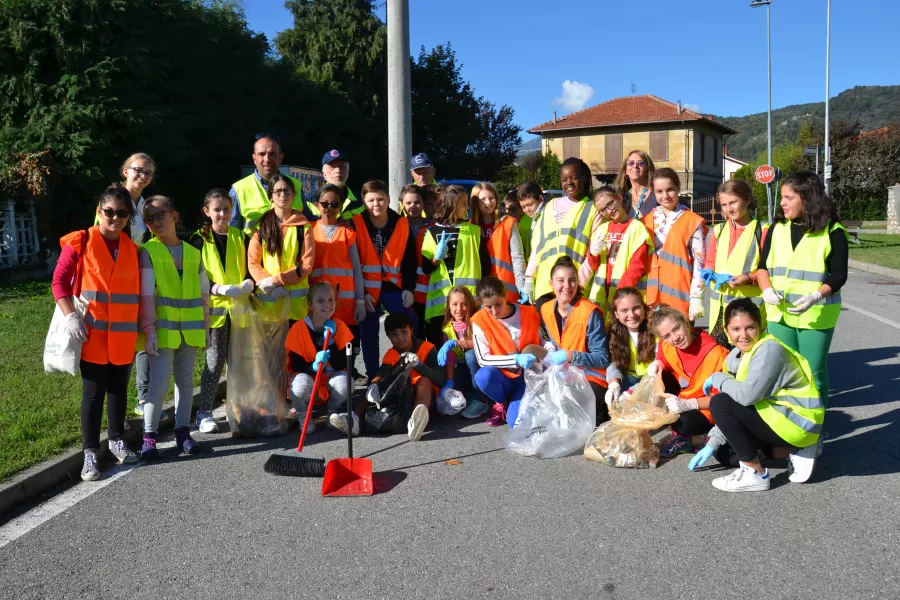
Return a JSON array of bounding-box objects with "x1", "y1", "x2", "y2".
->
[
  {"x1": 824, "y1": 0, "x2": 832, "y2": 193},
  {"x1": 387, "y1": 0, "x2": 412, "y2": 211},
  {"x1": 750, "y1": 0, "x2": 773, "y2": 222}
]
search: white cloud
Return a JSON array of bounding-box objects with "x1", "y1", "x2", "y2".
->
[
  {"x1": 553, "y1": 80, "x2": 594, "y2": 112},
  {"x1": 683, "y1": 103, "x2": 702, "y2": 113}
]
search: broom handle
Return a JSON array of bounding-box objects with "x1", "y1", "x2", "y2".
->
[
  {"x1": 296, "y1": 328, "x2": 332, "y2": 452},
  {"x1": 345, "y1": 343, "x2": 353, "y2": 459}
]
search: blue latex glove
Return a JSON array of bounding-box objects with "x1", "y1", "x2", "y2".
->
[
  {"x1": 434, "y1": 231, "x2": 450, "y2": 261},
  {"x1": 437, "y1": 340, "x2": 457, "y2": 367},
  {"x1": 440, "y1": 380, "x2": 454, "y2": 398},
  {"x1": 700, "y1": 268, "x2": 715, "y2": 285},
  {"x1": 514, "y1": 353, "x2": 537, "y2": 369},
  {"x1": 323, "y1": 319, "x2": 336, "y2": 337},
  {"x1": 689, "y1": 445, "x2": 715, "y2": 471},
  {"x1": 703, "y1": 375, "x2": 716, "y2": 396},
  {"x1": 711, "y1": 272, "x2": 733, "y2": 290},
  {"x1": 519, "y1": 292, "x2": 530, "y2": 304},
  {"x1": 313, "y1": 349, "x2": 331, "y2": 372},
  {"x1": 548, "y1": 350, "x2": 568, "y2": 365}
]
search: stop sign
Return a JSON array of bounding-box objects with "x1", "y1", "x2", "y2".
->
[{"x1": 755, "y1": 164, "x2": 776, "y2": 184}]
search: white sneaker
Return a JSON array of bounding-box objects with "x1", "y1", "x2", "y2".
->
[
  {"x1": 407, "y1": 404, "x2": 429, "y2": 442},
  {"x1": 198, "y1": 415, "x2": 219, "y2": 434},
  {"x1": 329, "y1": 412, "x2": 359, "y2": 436},
  {"x1": 81, "y1": 449, "x2": 100, "y2": 482},
  {"x1": 712, "y1": 466, "x2": 771, "y2": 492},
  {"x1": 788, "y1": 442, "x2": 819, "y2": 483}
]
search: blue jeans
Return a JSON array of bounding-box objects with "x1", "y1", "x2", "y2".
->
[
  {"x1": 360, "y1": 290, "x2": 418, "y2": 380},
  {"x1": 475, "y1": 366, "x2": 526, "y2": 426},
  {"x1": 452, "y1": 349, "x2": 480, "y2": 397},
  {"x1": 620, "y1": 373, "x2": 641, "y2": 391}
]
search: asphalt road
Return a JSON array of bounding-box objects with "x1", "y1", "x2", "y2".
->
[{"x1": 1, "y1": 269, "x2": 899, "y2": 599}]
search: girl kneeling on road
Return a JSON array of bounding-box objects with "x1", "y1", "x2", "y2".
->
[
  {"x1": 604, "y1": 287, "x2": 657, "y2": 407},
  {"x1": 688, "y1": 298, "x2": 825, "y2": 492},
  {"x1": 53, "y1": 184, "x2": 142, "y2": 480},
  {"x1": 471, "y1": 276, "x2": 541, "y2": 428},
  {"x1": 436, "y1": 285, "x2": 488, "y2": 419},
  {"x1": 647, "y1": 305, "x2": 729, "y2": 459},
  {"x1": 139, "y1": 196, "x2": 210, "y2": 459}
]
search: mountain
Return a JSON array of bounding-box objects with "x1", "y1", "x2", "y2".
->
[
  {"x1": 516, "y1": 136, "x2": 542, "y2": 158},
  {"x1": 717, "y1": 85, "x2": 900, "y2": 161}
]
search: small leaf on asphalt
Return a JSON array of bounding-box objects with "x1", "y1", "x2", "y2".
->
[{"x1": 445, "y1": 459, "x2": 461, "y2": 465}]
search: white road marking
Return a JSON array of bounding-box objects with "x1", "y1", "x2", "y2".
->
[{"x1": 843, "y1": 302, "x2": 900, "y2": 331}]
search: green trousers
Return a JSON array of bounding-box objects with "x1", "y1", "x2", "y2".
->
[{"x1": 767, "y1": 320, "x2": 835, "y2": 407}]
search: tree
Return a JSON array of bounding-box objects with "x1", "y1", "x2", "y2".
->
[
  {"x1": 733, "y1": 140, "x2": 806, "y2": 222},
  {"x1": 494, "y1": 150, "x2": 561, "y2": 195},
  {"x1": 830, "y1": 120, "x2": 899, "y2": 219}
]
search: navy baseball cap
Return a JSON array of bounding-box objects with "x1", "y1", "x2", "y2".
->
[
  {"x1": 322, "y1": 149, "x2": 347, "y2": 166},
  {"x1": 411, "y1": 153, "x2": 432, "y2": 169}
]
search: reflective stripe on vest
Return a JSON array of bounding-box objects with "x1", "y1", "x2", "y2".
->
[
  {"x1": 66, "y1": 227, "x2": 141, "y2": 364},
  {"x1": 261, "y1": 224, "x2": 310, "y2": 321},
  {"x1": 232, "y1": 174, "x2": 305, "y2": 234},
  {"x1": 539, "y1": 297, "x2": 607, "y2": 386},
  {"x1": 740, "y1": 334, "x2": 824, "y2": 447},
  {"x1": 310, "y1": 221, "x2": 359, "y2": 324},
  {"x1": 588, "y1": 218, "x2": 652, "y2": 311},
  {"x1": 421, "y1": 223, "x2": 481, "y2": 321},
  {"x1": 352, "y1": 213, "x2": 410, "y2": 304},
  {"x1": 642, "y1": 210, "x2": 705, "y2": 318},
  {"x1": 765, "y1": 220, "x2": 845, "y2": 329},
  {"x1": 534, "y1": 199, "x2": 594, "y2": 298},
  {"x1": 707, "y1": 220, "x2": 765, "y2": 328},
  {"x1": 144, "y1": 239, "x2": 205, "y2": 349},
  {"x1": 487, "y1": 216, "x2": 520, "y2": 302},
  {"x1": 413, "y1": 226, "x2": 431, "y2": 303},
  {"x1": 470, "y1": 304, "x2": 540, "y2": 378}
]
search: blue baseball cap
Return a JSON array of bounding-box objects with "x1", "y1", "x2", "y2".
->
[
  {"x1": 322, "y1": 149, "x2": 347, "y2": 166},
  {"x1": 411, "y1": 153, "x2": 433, "y2": 169}
]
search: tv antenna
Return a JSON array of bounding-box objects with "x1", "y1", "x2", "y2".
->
[{"x1": 631, "y1": 83, "x2": 636, "y2": 95}]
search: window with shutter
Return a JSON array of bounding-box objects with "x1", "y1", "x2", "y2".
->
[
  {"x1": 605, "y1": 134, "x2": 622, "y2": 172},
  {"x1": 713, "y1": 138, "x2": 719, "y2": 166},
  {"x1": 700, "y1": 133, "x2": 706, "y2": 163},
  {"x1": 649, "y1": 131, "x2": 668, "y2": 161},
  {"x1": 562, "y1": 136, "x2": 581, "y2": 159}
]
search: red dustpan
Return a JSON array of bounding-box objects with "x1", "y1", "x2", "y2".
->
[{"x1": 322, "y1": 344, "x2": 373, "y2": 496}]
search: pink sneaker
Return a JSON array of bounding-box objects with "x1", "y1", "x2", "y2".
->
[{"x1": 486, "y1": 402, "x2": 507, "y2": 427}]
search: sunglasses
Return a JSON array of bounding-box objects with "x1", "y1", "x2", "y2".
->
[
  {"x1": 627, "y1": 160, "x2": 646, "y2": 168},
  {"x1": 318, "y1": 201, "x2": 341, "y2": 209},
  {"x1": 101, "y1": 207, "x2": 130, "y2": 219},
  {"x1": 144, "y1": 211, "x2": 168, "y2": 225}
]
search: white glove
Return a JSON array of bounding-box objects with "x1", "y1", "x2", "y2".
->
[
  {"x1": 146, "y1": 332, "x2": 159, "y2": 356},
  {"x1": 646, "y1": 360, "x2": 663, "y2": 378},
  {"x1": 239, "y1": 279, "x2": 255, "y2": 295},
  {"x1": 257, "y1": 277, "x2": 276, "y2": 294},
  {"x1": 63, "y1": 311, "x2": 88, "y2": 343},
  {"x1": 522, "y1": 277, "x2": 533, "y2": 301},
  {"x1": 216, "y1": 284, "x2": 244, "y2": 299},
  {"x1": 366, "y1": 383, "x2": 381, "y2": 408},
  {"x1": 604, "y1": 381, "x2": 621, "y2": 408},
  {"x1": 364, "y1": 294, "x2": 376, "y2": 313},
  {"x1": 619, "y1": 391, "x2": 632, "y2": 405},
  {"x1": 401, "y1": 290, "x2": 414, "y2": 308},
  {"x1": 664, "y1": 394, "x2": 699, "y2": 413},
  {"x1": 354, "y1": 302, "x2": 367, "y2": 324},
  {"x1": 762, "y1": 287, "x2": 784, "y2": 306},
  {"x1": 689, "y1": 297, "x2": 704, "y2": 321},
  {"x1": 787, "y1": 291, "x2": 824, "y2": 315},
  {"x1": 589, "y1": 230, "x2": 605, "y2": 256},
  {"x1": 271, "y1": 286, "x2": 289, "y2": 299},
  {"x1": 400, "y1": 352, "x2": 420, "y2": 369}
]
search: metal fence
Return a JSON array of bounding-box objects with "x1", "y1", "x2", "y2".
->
[
  {"x1": 0, "y1": 200, "x2": 41, "y2": 268},
  {"x1": 687, "y1": 195, "x2": 722, "y2": 227}
]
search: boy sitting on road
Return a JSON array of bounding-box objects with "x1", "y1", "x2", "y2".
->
[{"x1": 331, "y1": 313, "x2": 446, "y2": 441}]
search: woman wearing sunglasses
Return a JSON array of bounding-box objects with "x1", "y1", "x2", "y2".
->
[
  {"x1": 614, "y1": 150, "x2": 659, "y2": 218},
  {"x1": 52, "y1": 184, "x2": 142, "y2": 480}
]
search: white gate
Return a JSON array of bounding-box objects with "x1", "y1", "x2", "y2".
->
[{"x1": 0, "y1": 200, "x2": 41, "y2": 268}]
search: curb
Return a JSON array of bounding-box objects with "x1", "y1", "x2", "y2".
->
[
  {"x1": 0, "y1": 378, "x2": 226, "y2": 519},
  {"x1": 848, "y1": 259, "x2": 900, "y2": 281}
]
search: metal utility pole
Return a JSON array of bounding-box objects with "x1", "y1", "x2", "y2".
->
[
  {"x1": 824, "y1": 0, "x2": 832, "y2": 193},
  {"x1": 750, "y1": 0, "x2": 773, "y2": 221},
  {"x1": 387, "y1": 0, "x2": 412, "y2": 211}
]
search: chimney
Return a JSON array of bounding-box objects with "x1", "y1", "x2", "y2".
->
[
  {"x1": 553, "y1": 111, "x2": 558, "y2": 124},
  {"x1": 677, "y1": 100, "x2": 682, "y2": 115}
]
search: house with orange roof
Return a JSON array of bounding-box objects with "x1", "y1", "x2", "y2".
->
[{"x1": 528, "y1": 95, "x2": 737, "y2": 197}]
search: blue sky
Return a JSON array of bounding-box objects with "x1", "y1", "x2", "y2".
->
[{"x1": 245, "y1": 0, "x2": 899, "y2": 143}]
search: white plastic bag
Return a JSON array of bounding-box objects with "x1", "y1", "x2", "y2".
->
[
  {"x1": 43, "y1": 296, "x2": 88, "y2": 376},
  {"x1": 436, "y1": 388, "x2": 466, "y2": 416},
  {"x1": 504, "y1": 364, "x2": 596, "y2": 459},
  {"x1": 226, "y1": 296, "x2": 292, "y2": 436}
]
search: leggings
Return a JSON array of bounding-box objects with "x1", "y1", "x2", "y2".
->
[
  {"x1": 199, "y1": 320, "x2": 230, "y2": 414},
  {"x1": 134, "y1": 350, "x2": 149, "y2": 404},
  {"x1": 671, "y1": 409, "x2": 713, "y2": 437},
  {"x1": 144, "y1": 341, "x2": 197, "y2": 433},
  {"x1": 475, "y1": 366, "x2": 526, "y2": 425},
  {"x1": 80, "y1": 360, "x2": 132, "y2": 451},
  {"x1": 589, "y1": 381, "x2": 611, "y2": 425},
  {"x1": 767, "y1": 320, "x2": 834, "y2": 407},
  {"x1": 290, "y1": 371, "x2": 351, "y2": 415},
  {"x1": 709, "y1": 392, "x2": 790, "y2": 462}
]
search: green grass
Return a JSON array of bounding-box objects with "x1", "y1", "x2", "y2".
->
[
  {"x1": 0, "y1": 279, "x2": 203, "y2": 482},
  {"x1": 848, "y1": 234, "x2": 900, "y2": 270}
]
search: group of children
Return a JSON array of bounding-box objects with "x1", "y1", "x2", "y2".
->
[{"x1": 55, "y1": 148, "x2": 844, "y2": 492}]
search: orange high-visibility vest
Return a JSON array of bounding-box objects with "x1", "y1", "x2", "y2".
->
[
  {"x1": 540, "y1": 297, "x2": 607, "y2": 387},
  {"x1": 285, "y1": 317, "x2": 354, "y2": 404},
  {"x1": 470, "y1": 304, "x2": 540, "y2": 379},
  {"x1": 310, "y1": 221, "x2": 359, "y2": 324},
  {"x1": 383, "y1": 339, "x2": 438, "y2": 393},
  {"x1": 61, "y1": 227, "x2": 140, "y2": 366},
  {"x1": 643, "y1": 210, "x2": 705, "y2": 318},
  {"x1": 487, "y1": 216, "x2": 520, "y2": 303},
  {"x1": 660, "y1": 331, "x2": 729, "y2": 424},
  {"x1": 413, "y1": 225, "x2": 430, "y2": 304},
  {"x1": 353, "y1": 213, "x2": 410, "y2": 304}
]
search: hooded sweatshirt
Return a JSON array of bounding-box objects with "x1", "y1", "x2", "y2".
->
[{"x1": 247, "y1": 210, "x2": 315, "y2": 286}]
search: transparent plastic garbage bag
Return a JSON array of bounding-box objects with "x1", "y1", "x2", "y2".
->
[
  {"x1": 226, "y1": 296, "x2": 292, "y2": 436},
  {"x1": 436, "y1": 388, "x2": 466, "y2": 416},
  {"x1": 504, "y1": 363, "x2": 596, "y2": 459}
]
